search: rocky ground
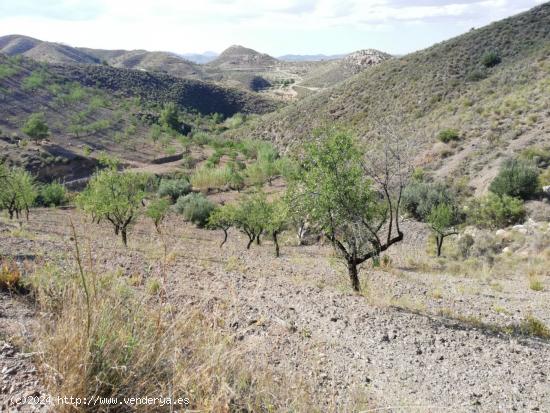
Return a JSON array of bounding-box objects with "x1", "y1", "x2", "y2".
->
[{"x1": 0, "y1": 208, "x2": 549, "y2": 412}]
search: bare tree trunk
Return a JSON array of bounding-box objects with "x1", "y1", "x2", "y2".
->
[
  {"x1": 273, "y1": 231, "x2": 280, "y2": 257},
  {"x1": 348, "y1": 262, "x2": 361, "y2": 292},
  {"x1": 436, "y1": 235, "x2": 443, "y2": 257},
  {"x1": 246, "y1": 236, "x2": 254, "y2": 250},
  {"x1": 220, "y1": 228, "x2": 228, "y2": 248},
  {"x1": 255, "y1": 232, "x2": 261, "y2": 245},
  {"x1": 121, "y1": 228, "x2": 128, "y2": 247}
]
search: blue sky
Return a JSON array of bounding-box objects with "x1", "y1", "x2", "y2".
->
[{"x1": 0, "y1": 0, "x2": 546, "y2": 55}]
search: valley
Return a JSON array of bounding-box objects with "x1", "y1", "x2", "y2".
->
[{"x1": 1, "y1": 2, "x2": 550, "y2": 412}]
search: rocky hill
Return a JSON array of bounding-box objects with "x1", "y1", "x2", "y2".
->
[
  {"x1": 299, "y1": 49, "x2": 392, "y2": 88},
  {"x1": 236, "y1": 2, "x2": 550, "y2": 192}
]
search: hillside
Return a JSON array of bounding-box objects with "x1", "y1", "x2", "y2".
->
[
  {"x1": 238, "y1": 3, "x2": 550, "y2": 192},
  {"x1": 0, "y1": 34, "x2": 100, "y2": 64},
  {"x1": 0, "y1": 35, "x2": 206, "y2": 80},
  {"x1": 0, "y1": 54, "x2": 278, "y2": 181},
  {"x1": 299, "y1": 49, "x2": 392, "y2": 88},
  {"x1": 0, "y1": 36, "x2": 391, "y2": 98}
]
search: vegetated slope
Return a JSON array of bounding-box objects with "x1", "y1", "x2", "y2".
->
[
  {"x1": 299, "y1": 49, "x2": 392, "y2": 88},
  {"x1": 46, "y1": 62, "x2": 279, "y2": 116},
  {"x1": 79, "y1": 48, "x2": 204, "y2": 78},
  {"x1": 241, "y1": 3, "x2": 550, "y2": 190},
  {"x1": 0, "y1": 54, "x2": 279, "y2": 180}
]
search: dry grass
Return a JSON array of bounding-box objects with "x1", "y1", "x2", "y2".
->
[
  {"x1": 24, "y1": 236, "x2": 314, "y2": 412},
  {"x1": 0, "y1": 258, "x2": 21, "y2": 290}
]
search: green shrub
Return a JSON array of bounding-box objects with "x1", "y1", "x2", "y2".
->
[
  {"x1": 38, "y1": 182, "x2": 67, "y2": 207},
  {"x1": 437, "y1": 129, "x2": 460, "y2": 143},
  {"x1": 489, "y1": 158, "x2": 540, "y2": 200},
  {"x1": 175, "y1": 193, "x2": 215, "y2": 227},
  {"x1": 22, "y1": 112, "x2": 49, "y2": 141},
  {"x1": 192, "y1": 132, "x2": 213, "y2": 146},
  {"x1": 481, "y1": 51, "x2": 501, "y2": 68},
  {"x1": 0, "y1": 64, "x2": 18, "y2": 80},
  {"x1": 22, "y1": 71, "x2": 47, "y2": 90},
  {"x1": 159, "y1": 102, "x2": 179, "y2": 131},
  {"x1": 145, "y1": 198, "x2": 171, "y2": 232},
  {"x1": 157, "y1": 177, "x2": 191, "y2": 203},
  {"x1": 190, "y1": 166, "x2": 232, "y2": 191},
  {"x1": 467, "y1": 193, "x2": 525, "y2": 229},
  {"x1": 402, "y1": 181, "x2": 456, "y2": 221}
]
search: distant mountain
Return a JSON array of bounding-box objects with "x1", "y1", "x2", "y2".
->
[
  {"x1": 181, "y1": 51, "x2": 219, "y2": 64},
  {"x1": 299, "y1": 49, "x2": 392, "y2": 88},
  {"x1": 277, "y1": 54, "x2": 345, "y2": 62},
  {"x1": 0, "y1": 34, "x2": 100, "y2": 64},
  {"x1": 0, "y1": 35, "x2": 204, "y2": 79},
  {"x1": 207, "y1": 45, "x2": 278, "y2": 69}
]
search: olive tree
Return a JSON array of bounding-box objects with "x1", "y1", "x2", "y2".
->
[
  {"x1": 0, "y1": 166, "x2": 37, "y2": 220},
  {"x1": 77, "y1": 169, "x2": 148, "y2": 246},
  {"x1": 289, "y1": 129, "x2": 411, "y2": 291}
]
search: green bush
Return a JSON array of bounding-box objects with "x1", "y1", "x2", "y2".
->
[
  {"x1": 190, "y1": 166, "x2": 232, "y2": 191},
  {"x1": 489, "y1": 158, "x2": 540, "y2": 200},
  {"x1": 467, "y1": 193, "x2": 525, "y2": 229},
  {"x1": 481, "y1": 51, "x2": 501, "y2": 68},
  {"x1": 437, "y1": 129, "x2": 460, "y2": 143},
  {"x1": 22, "y1": 113, "x2": 49, "y2": 141},
  {"x1": 402, "y1": 181, "x2": 456, "y2": 221},
  {"x1": 145, "y1": 198, "x2": 171, "y2": 232},
  {"x1": 157, "y1": 177, "x2": 191, "y2": 203},
  {"x1": 37, "y1": 182, "x2": 67, "y2": 207},
  {"x1": 175, "y1": 193, "x2": 215, "y2": 227}
]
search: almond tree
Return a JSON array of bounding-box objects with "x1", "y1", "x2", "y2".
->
[
  {"x1": 289, "y1": 129, "x2": 411, "y2": 291},
  {"x1": 0, "y1": 166, "x2": 37, "y2": 220},
  {"x1": 77, "y1": 168, "x2": 148, "y2": 246}
]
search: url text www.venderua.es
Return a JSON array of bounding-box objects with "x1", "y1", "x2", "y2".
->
[{"x1": 12, "y1": 395, "x2": 190, "y2": 408}]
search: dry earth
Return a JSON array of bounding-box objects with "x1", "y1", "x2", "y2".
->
[{"x1": 0, "y1": 208, "x2": 549, "y2": 412}]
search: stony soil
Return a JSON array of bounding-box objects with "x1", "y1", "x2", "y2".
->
[{"x1": 0, "y1": 208, "x2": 549, "y2": 412}]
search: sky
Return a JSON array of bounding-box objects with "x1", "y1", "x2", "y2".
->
[{"x1": 0, "y1": 0, "x2": 546, "y2": 56}]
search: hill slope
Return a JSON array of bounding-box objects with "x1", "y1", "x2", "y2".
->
[
  {"x1": 0, "y1": 35, "x2": 204, "y2": 79},
  {"x1": 239, "y1": 3, "x2": 550, "y2": 192},
  {"x1": 0, "y1": 54, "x2": 278, "y2": 180}
]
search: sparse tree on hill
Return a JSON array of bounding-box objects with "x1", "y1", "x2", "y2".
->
[
  {"x1": 159, "y1": 102, "x2": 180, "y2": 131},
  {"x1": 207, "y1": 204, "x2": 236, "y2": 247},
  {"x1": 289, "y1": 128, "x2": 411, "y2": 291},
  {"x1": 145, "y1": 198, "x2": 171, "y2": 233},
  {"x1": 77, "y1": 168, "x2": 148, "y2": 246},
  {"x1": 265, "y1": 199, "x2": 288, "y2": 257},
  {"x1": 428, "y1": 203, "x2": 459, "y2": 257},
  {"x1": 0, "y1": 166, "x2": 37, "y2": 220},
  {"x1": 22, "y1": 112, "x2": 49, "y2": 142},
  {"x1": 232, "y1": 192, "x2": 269, "y2": 250}
]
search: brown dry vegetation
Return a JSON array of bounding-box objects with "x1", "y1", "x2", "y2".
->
[{"x1": 1, "y1": 208, "x2": 549, "y2": 411}]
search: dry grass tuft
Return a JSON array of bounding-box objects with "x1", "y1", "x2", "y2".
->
[
  {"x1": 0, "y1": 258, "x2": 21, "y2": 290},
  {"x1": 25, "y1": 242, "x2": 314, "y2": 412}
]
